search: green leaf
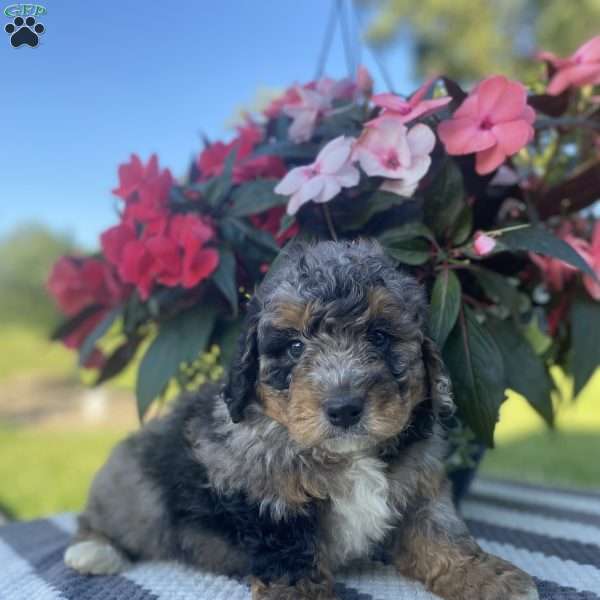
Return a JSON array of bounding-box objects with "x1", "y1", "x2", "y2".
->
[
  {"x1": 95, "y1": 335, "x2": 141, "y2": 385},
  {"x1": 487, "y1": 318, "x2": 554, "y2": 427},
  {"x1": 378, "y1": 221, "x2": 434, "y2": 246},
  {"x1": 136, "y1": 308, "x2": 217, "y2": 419},
  {"x1": 450, "y1": 205, "x2": 473, "y2": 246},
  {"x1": 277, "y1": 213, "x2": 296, "y2": 237},
  {"x1": 443, "y1": 308, "x2": 506, "y2": 447},
  {"x1": 499, "y1": 226, "x2": 598, "y2": 281},
  {"x1": 228, "y1": 179, "x2": 286, "y2": 217},
  {"x1": 385, "y1": 239, "x2": 431, "y2": 265},
  {"x1": 253, "y1": 140, "x2": 318, "y2": 161},
  {"x1": 223, "y1": 217, "x2": 280, "y2": 254},
  {"x1": 78, "y1": 307, "x2": 122, "y2": 366},
  {"x1": 211, "y1": 248, "x2": 239, "y2": 317},
  {"x1": 344, "y1": 190, "x2": 408, "y2": 229},
  {"x1": 429, "y1": 269, "x2": 461, "y2": 349},
  {"x1": 204, "y1": 149, "x2": 237, "y2": 207},
  {"x1": 212, "y1": 318, "x2": 242, "y2": 369},
  {"x1": 50, "y1": 304, "x2": 103, "y2": 341},
  {"x1": 423, "y1": 159, "x2": 465, "y2": 237},
  {"x1": 473, "y1": 269, "x2": 527, "y2": 315},
  {"x1": 570, "y1": 298, "x2": 600, "y2": 396}
]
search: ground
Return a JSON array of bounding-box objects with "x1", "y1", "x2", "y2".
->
[{"x1": 0, "y1": 326, "x2": 599, "y2": 520}]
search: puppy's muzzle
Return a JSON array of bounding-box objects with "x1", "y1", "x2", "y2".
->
[{"x1": 324, "y1": 395, "x2": 365, "y2": 428}]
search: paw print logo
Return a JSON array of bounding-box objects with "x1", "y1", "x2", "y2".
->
[{"x1": 5, "y1": 16, "x2": 45, "y2": 47}]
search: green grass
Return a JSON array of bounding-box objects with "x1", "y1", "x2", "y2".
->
[
  {"x1": 0, "y1": 427, "x2": 127, "y2": 520},
  {"x1": 0, "y1": 327, "x2": 598, "y2": 519},
  {"x1": 0, "y1": 325, "x2": 75, "y2": 382},
  {"x1": 480, "y1": 369, "x2": 600, "y2": 488}
]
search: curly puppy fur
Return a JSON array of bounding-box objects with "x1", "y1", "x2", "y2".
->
[{"x1": 66, "y1": 240, "x2": 538, "y2": 600}]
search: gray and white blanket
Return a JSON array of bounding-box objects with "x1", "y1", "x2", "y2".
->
[{"x1": 1, "y1": 478, "x2": 599, "y2": 599}]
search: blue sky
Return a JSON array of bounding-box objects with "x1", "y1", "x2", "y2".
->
[{"x1": 1, "y1": 1, "x2": 414, "y2": 249}]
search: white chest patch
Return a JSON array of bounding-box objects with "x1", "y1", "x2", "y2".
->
[{"x1": 327, "y1": 455, "x2": 394, "y2": 566}]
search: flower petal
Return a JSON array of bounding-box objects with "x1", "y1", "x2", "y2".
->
[
  {"x1": 438, "y1": 118, "x2": 496, "y2": 154},
  {"x1": 381, "y1": 178, "x2": 418, "y2": 198},
  {"x1": 314, "y1": 177, "x2": 341, "y2": 204},
  {"x1": 317, "y1": 136, "x2": 353, "y2": 173},
  {"x1": 548, "y1": 64, "x2": 600, "y2": 95},
  {"x1": 475, "y1": 143, "x2": 506, "y2": 175},
  {"x1": 407, "y1": 124, "x2": 436, "y2": 157},
  {"x1": 476, "y1": 75, "x2": 510, "y2": 117},
  {"x1": 574, "y1": 35, "x2": 600, "y2": 63},
  {"x1": 372, "y1": 93, "x2": 411, "y2": 112},
  {"x1": 336, "y1": 164, "x2": 360, "y2": 188},
  {"x1": 275, "y1": 166, "x2": 310, "y2": 195},
  {"x1": 492, "y1": 120, "x2": 533, "y2": 156}
]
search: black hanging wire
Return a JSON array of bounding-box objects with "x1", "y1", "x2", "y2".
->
[
  {"x1": 351, "y1": 1, "x2": 395, "y2": 92},
  {"x1": 315, "y1": 1, "x2": 339, "y2": 79},
  {"x1": 337, "y1": 0, "x2": 356, "y2": 78}
]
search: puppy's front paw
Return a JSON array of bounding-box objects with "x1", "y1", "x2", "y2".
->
[
  {"x1": 251, "y1": 577, "x2": 338, "y2": 600},
  {"x1": 461, "y1": 554, "x2": 538, "y2": 600},
  {"x1": 64, "y1": 539, "x2": 128, "y2": 575}
]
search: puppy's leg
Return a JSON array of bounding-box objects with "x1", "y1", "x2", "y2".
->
[
  {"x1": 64, "y1": 528, "x2": 129, "y2": 575},
  {"x1": 391, "y1": 485, "x2": 538, "y2": 600},
  {"x1": 251, "y1": 574, "x2": 337, "y2": 600}
]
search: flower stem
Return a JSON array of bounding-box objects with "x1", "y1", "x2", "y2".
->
[{"x1": 322, "y1": 204, "x2": 338, "y2": 241}]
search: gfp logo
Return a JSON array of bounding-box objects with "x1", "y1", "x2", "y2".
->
[{"x1": 4, "y1": 4, "x2": 46, "y2": 47}]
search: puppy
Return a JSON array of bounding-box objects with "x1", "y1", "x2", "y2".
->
[{"x1": 65, "y1": 240, "x2": 538, "y2": 600}]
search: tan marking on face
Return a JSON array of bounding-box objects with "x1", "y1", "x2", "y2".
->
[
  {"x1": 270, "y1": 300, "x2": 311, "y2": 333},
  {"x1": 286, "y1": 371, "x2": 329, "y2": 448},
  {"x1": 258, "y1": 383, "x2": 289, "y2": 427}
]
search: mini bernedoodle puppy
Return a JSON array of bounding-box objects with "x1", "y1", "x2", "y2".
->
[{"x1": 65, "y1": 240, "x2": 538, "y2": 600}]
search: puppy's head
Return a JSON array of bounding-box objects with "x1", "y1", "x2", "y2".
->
[{"x1": 223, "y1": 240, "x2": 452, "y2": 450}]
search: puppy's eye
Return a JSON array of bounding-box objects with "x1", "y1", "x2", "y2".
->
[
  {"x1": 370, "y1": 330, "x2": 389, "y2": 349},
  {"x1": 288, "y1": 340, "x2": 304, "y2": 360}
]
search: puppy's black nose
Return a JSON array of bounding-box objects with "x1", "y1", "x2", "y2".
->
[{"x1": 325, "y1": 396, "x2": 364, "y2": 428}]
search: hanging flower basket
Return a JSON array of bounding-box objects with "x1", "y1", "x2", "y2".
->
[{"x1": 47, "y1": 36, "x2": 600, "y2": 458}]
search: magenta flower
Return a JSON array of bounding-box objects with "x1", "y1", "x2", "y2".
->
[
  {"x1": 438, "y1": 75, "x2": 535, "y2": 175},
  {"x1": 368, "y1": 77, "x2": 451, "y2": 127},
  {"x1": 283, "y1": 78, "x2": 356, "y2": 143},
  {"x1": 473, "y1": 232, "x2": 497, "y2": 256},
  {"x1": 274, "y1": 136, "x2": 360, "y2": 215},
  {"x1": 354, "y1": 117, "x2": 436, "y2": 197},
  {"x1": 538, "y1": 36, "x2": 600, "y2": 96}
]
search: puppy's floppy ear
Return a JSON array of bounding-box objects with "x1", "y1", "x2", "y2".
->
[
  {"x1": 422, "y1": 337, "x2": 454, "y2": 418},
  {"x1": 223, "y1": 297, "x2": 261, "y2": 423}
]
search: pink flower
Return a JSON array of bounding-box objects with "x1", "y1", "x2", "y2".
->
[
  {"x1": 538, "y1": 36, "x2": 600, "y2": 96},
  {"x1": 274, "y1": 136, "x2": 359, "y2": 215},
  {"x1": 438, "y1": 75, "x2": 535, "y2": 175},
  {"x1": 368, "y1": 77, "x2": 451, "y2": 126},
  {"x1": 473, "y1": 232, "x2": 496, "y2": 256},
  {"x1": 354, "y1": 117, "x2": 435, "y2": 197},
  {"x1": 356, "y1": 65, "x2": 374, "y2": 97},
  {"x1": 529, "y1": 228, "x2": 593, "y2": 293},
  {"x1": 283, "y1": 77, "x2": 356, "y2": 142},
  {"x1": 583, "y1": 222, "x2": 600, "y2": 301}
]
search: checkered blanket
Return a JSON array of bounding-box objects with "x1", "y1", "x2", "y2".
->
[{"x1": 1, "y1": 478, "x2": 599, "y2": 599}]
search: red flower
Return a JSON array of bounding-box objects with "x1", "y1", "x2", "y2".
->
[
  {"x1": 112, "y1": 154, "x2": 173, "y2": 228},
  {"x1": 234, "y1": 155, "x2": 286, "y2": 183},
  {"x1": 47, "y1": 257, "x2": 129, "y2": 365},
  {"x1": 47, "y1": 257, "x2": 125, "y2": 316},
  {"x1": 101, "y1": 215, "x2": 219, "y2": 300},
  {"x1": 197, "y1": 123, "x2": 285, "y2": 184},
  {"x1": 250, "y1": 206, "x2": 299, "y2": 246}
]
